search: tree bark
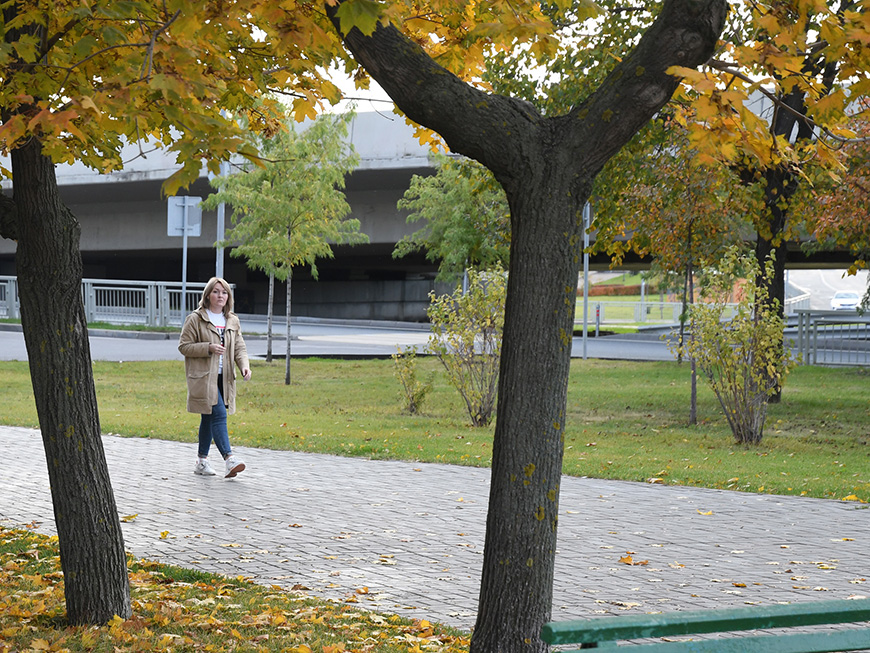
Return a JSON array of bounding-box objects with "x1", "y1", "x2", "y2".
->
[
  {"x1": 267, "y1": 272, "x2": 275, "y2": 363},
  {"x1": 9, "y1": 138, "x2": 131, "y2": 625},
  {"x1": 327, "y1": 2, "x2": 726, "y2": 651},
  {"x1": 285, "y1": 269, "x2": 293, "y2": 385}
]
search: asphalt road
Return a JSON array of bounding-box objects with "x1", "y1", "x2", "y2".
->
[
  {"x1": 789, "y1": 269, "x2": 869, "y2": 310},
  {"x1": 0, "y1": 319, "x2": 679, "y2": 363}
]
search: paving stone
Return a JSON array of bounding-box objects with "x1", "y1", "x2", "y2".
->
[{"x1": 1, "y1": 425, "x2": 868, "y2": 632}]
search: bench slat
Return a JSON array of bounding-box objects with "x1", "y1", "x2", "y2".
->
[
  {"x1": 551, "y1": 628, "x2": 870, "y2": 653},
  {"x1": 541, "y1": 598, "x2": 870, "y2": 645}
]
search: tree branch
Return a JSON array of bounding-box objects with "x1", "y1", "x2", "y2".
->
[
  {"x1": 707, "y1": 59, "x2": 870, "y2": 146},
  {"x1": 326, "y1": 0, "x2": 726, "y2": 186},
  {"x1": 573, "y1": 0, "x2": 727, "y2": 176},
  {"x1": 325, "y1": 2, "x2": 541, "y2": 183}
]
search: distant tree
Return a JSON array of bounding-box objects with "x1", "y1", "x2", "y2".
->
[
  {"x1": 394, "y1": 154, "x2": 510, "y2": 282},
  {"x1": 673, "y1": 0, "x2": 870, "y2": 398},
  {"x1": 794, "y1": 115, "x2": 870, "y2": 308},
  {"x1": 594, "y1": 119, "x2": 759, "y2": 423},
  {"x1": 203, "y1": 113, "x2": 367, "y2": 384}
]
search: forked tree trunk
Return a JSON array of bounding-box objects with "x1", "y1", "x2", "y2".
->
[
  {"x1": 328, "y1": 2, "x2": 726, "y2": 650},
  {"x1": 473, "y1": 178, "x2": 578, "y2": 648},
  {"x1": 10, "y1": 138, "x2": 131, "y2": 625}
]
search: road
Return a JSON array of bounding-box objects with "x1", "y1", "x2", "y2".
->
[
  {"x1": 789, "y1": 269, "x2": 868, "y2": 310},
  {"x1": 0, "y1": 319, "x2": 679, "y2": 362}
]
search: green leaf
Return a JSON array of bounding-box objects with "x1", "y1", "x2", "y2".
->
[
  {"x1": 72, "y1": 35, "x2": 99, "y2": 61},
  {"x1": 334, "y1": 0, "x2": 382, "y2": 36}
]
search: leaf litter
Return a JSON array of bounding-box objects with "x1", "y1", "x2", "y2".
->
[{"x1": 0, "y1": 526, "x2": 470, "y2": 653}]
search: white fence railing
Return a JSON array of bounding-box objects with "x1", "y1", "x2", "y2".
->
[{"x1": 0, "y1": 277, "x2": 209, "y2": 327}]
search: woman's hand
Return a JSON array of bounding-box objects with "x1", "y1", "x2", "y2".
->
[
  {"x1": 242, "y1": 368, "x2": 252, "y2": 381},
  {"x1": 208, "y1": 343, "x2": 225, "y2": 355}
]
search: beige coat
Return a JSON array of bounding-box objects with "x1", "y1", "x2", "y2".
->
[{"x1": 178, "y1": 308, "x2": 249, "y2": 415}]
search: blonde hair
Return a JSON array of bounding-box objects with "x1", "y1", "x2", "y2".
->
[{"x1": 198, "y1": 277, "x2": 234, "y2": 316}]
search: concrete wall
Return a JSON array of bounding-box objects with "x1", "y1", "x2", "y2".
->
[{"x1": 0, "y1": 112, "x2": 448, "y2": 320}]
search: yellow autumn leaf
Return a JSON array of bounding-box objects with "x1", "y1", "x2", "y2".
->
[
  {"x1": 697, "y1": 510, "x2": 714, "y2": 516},
  {"x1": 323, "y1": 644, "x2": 346, "y2": 653},
  {"x1": 159, "y1": 530, "x2": 170, "y2": 539},
  {"x1": 120, "y1": 514, "x2": 138, "y2": 522},
  {"x1": 79, "y1": 95, "x2": 99, "y2": 112}
]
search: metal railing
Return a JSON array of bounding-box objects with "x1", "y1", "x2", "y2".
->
[
  {"x1": 576, "y1": 300, "x2": 740, "y2": 328},
  {"x1": 0, "y1": 276, "x2": 208, "y2": 327},
  {"x1": 575, "y1": 292, "x2": 811, "y2": 330},
  {"x1": 795, "y1": 309, "x2": 870, "y2": 367}
]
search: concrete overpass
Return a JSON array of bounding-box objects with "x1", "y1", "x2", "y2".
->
[
  {"x1": 0, "y1": 110, "x2": 857, "y2": 321},
  {"x1": 0, "y1": 112, "x2": 444, "y2": 321}
]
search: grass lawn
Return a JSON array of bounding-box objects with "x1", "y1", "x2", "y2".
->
[
  {"x1": 0, "y1": 526, "x2": 468, "y2": 653},
  {"x1": 2, "y1": 358, "x2": 868, "y2": 502}
]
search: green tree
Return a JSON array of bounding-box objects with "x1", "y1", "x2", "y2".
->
[
  {"x1": 203, "y1": 113, "x2": 367, "y2": 385},
  {"x1": 673, "y1": 0, "x2": 870, "y2": 398},
  {"x1": 0, "y1": 0, "x2": 637, "y2": 628},
  {"x1": 327, "y1": 2, "x2": 727, "y2": 650},
  {"x1": 394, "y1": 154, "x2": 510, "y2": 282},
  {"x1": 594, "y1": 120, "x2": 759, "y2": 423},
  {"x1": 0, "y1": 1, "x2": 324, "y2": 625}
]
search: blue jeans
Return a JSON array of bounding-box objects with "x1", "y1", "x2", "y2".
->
[{"x1": 198, "y1": 381, "x2": 231, "y2": 459}]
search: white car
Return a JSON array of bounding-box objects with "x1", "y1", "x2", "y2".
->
[{"x1": 830, "y1": 290, "x2": 861, "y2": 311}]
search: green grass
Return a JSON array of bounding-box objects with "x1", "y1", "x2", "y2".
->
[
  {"x1": 0, "y1": 526, "x2": 469, "y2": 652},
  {"x1": 2, "y1": 358, "x2": 868, "y2": 502}
]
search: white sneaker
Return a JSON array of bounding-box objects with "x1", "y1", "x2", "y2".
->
[
  {"x1": 224, "y1": 455, "x2": 246, "y2": 478},
  {"x1": 194, "y1": 458, "x2": 216, "y2": 476}
]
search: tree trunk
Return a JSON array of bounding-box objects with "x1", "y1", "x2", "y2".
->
[
  {"x1": 755, "y1": 167, "x2": 792, "y2": 404},
  {"x1": 473, "y1": 174, "x2": 579, "y2": 651},
  {"x1": 10, "y1": 138, "x2": 131, "y2": 625},
  {"x1": 285, "y1": 270, "x2": 292, "y2": 385},
  {"x1": 687, "y1": 257, "x2": 697, "y2": 425},
  {"x1": 327, "y1": 2, "x2": 726, "y2": 651},
  {"x1": 266, "y1": 272, "x2": 275, "y2": 363}
]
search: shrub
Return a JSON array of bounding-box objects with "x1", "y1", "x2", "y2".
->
[
  {"x1": 391, "y1": 346, "x2": 432, "y2": 415},
  {"x1": 427, "y1": 265, "x2": 506, "y2": 427},
  {"x1": 674, "y1": 249, "x2": 794, "y2": 444}
]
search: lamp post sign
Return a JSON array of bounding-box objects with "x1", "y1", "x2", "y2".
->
[{"x1": 167, "y1": 196, "x2": 202, "y2": 314}]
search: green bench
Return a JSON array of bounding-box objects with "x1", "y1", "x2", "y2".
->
[{"x1": 541, "y1": 598, "x2": 870, "y2": 652}]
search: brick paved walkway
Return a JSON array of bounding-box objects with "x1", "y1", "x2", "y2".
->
[{"x1": 2, "y1": 425, "x2": 867, "y2": 631}]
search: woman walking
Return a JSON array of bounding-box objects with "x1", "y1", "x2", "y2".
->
[{"x1": 179, "y1": 277, "x2": 252, "y2": 478}]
